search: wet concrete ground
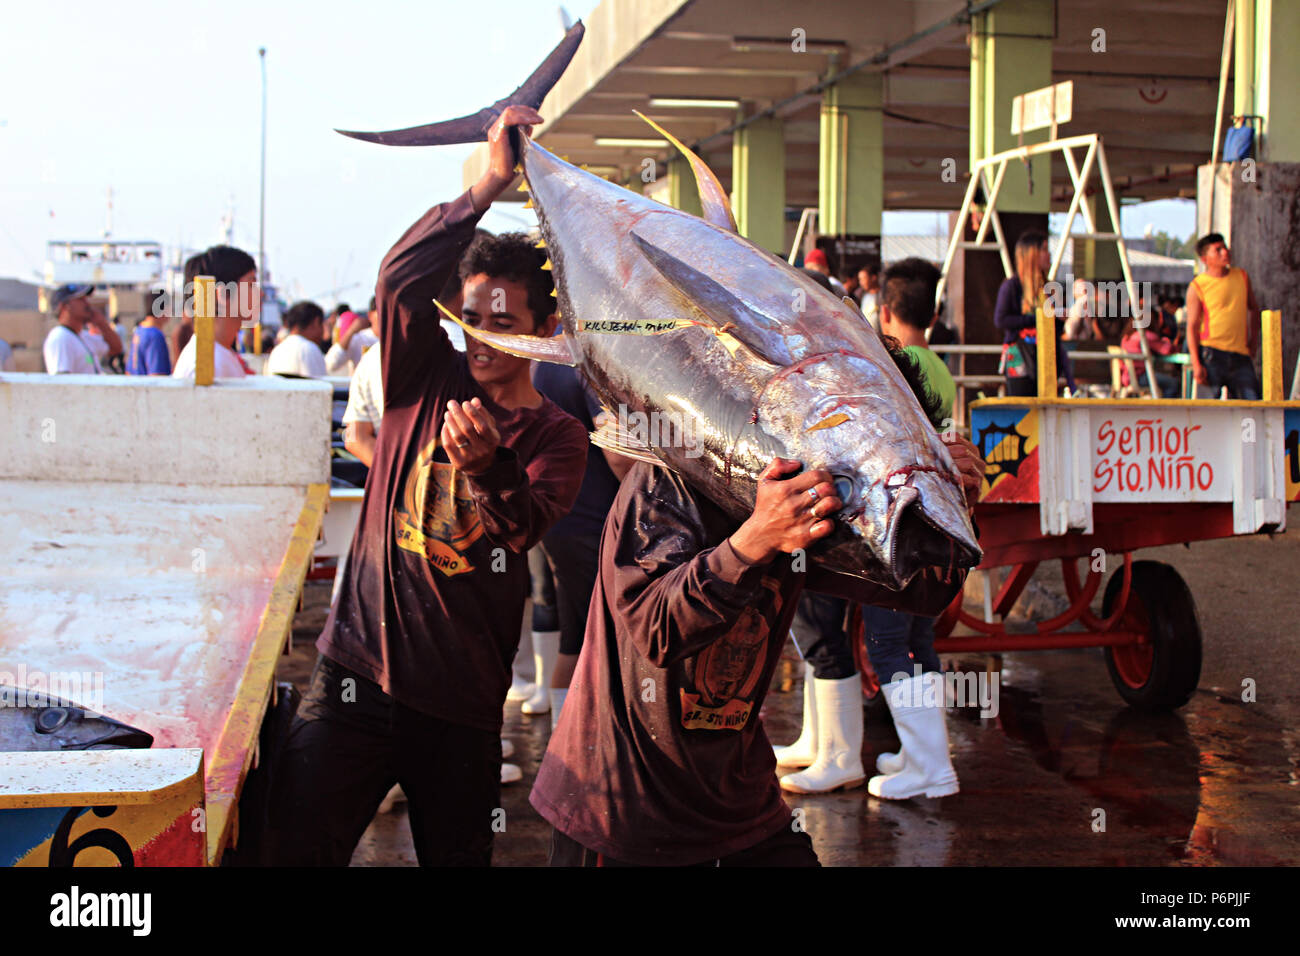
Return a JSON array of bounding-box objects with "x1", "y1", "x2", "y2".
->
[{"x1": 280, "y1": 511, "x2": 1300, "y2": 866}]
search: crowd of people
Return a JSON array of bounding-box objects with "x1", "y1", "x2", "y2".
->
[
  {"x1": 14, "y1": 101, "x2": 1271, "y2": 867},
  {"x1": 993, "y1": 231, "x2": 1261, "y2": 400},
  {"x1": 35, "y1": 253, "x2": 386, "y2": 384},
  {"x1": 31, "y1": 227, "x2": 1259, "y2": 409}
]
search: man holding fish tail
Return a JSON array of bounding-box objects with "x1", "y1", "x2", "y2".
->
[
  {"x1": 326, "y1": 25, "x2": 987, "y2": 865},
  {"x1": 532, "y1": 443, "x2": 984, "y2": 866},
  {"x1": 272, "y1": 104, "x2": 588, "y2": 866}
]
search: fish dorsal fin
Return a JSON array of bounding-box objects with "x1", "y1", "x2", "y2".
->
[
  {"x1": 434, "y1": 298, "x2": 579, "y2": 366},
  {"x1": 630, "y1": 232, "x2": 791, "y2": 366},
  {"x1": 591, "y1": 407, "x2": 670, "y2": 468},
  {"x1": 633, "y1": 110, "x2": 737, "y2": 233}
]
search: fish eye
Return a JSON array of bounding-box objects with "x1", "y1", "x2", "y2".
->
[
  {"x1": 832, "y1": 475, "x2": 854, "y2": 502},
  {"x1": 36, "y1": 708, "x2": 71, "y2": 733}
]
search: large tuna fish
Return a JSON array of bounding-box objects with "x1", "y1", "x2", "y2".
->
[{"x1": 338, "y1": 23, "x2": 980, "y2": 588}]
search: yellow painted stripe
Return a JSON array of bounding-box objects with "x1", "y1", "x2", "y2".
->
[
  {"x1": 1262, "y1": 310, "x2": 1283, "y2": 402},
  {"x1": 193, "y1": 275, "x2": 215, "y2": 387},
  {"x1": 1036, "y1": 306, "x2": 1056, "y2": 399},
  {"x1": 203, "y1": 482, "x2": 328, "y2": 866}
]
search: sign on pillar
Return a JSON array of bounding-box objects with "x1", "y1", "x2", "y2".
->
[{"x1": 1011, "y1": 81, "x2": 1074, "y2": 141}]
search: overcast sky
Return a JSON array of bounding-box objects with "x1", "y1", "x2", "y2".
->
[{"x1": 0, "y1": 0, "x2": 1193, "y2": 307}]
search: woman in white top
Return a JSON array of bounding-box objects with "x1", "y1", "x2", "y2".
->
[{"x1": 170, "y1": 246, "x2": 258, "y2": 380}]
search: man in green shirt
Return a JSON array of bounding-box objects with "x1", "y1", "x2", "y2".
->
[
  {"x1": 878, "y1": 257, "x2": 955, "y2": 425},
  {"x1": 868, "y1": 257, "x2": 963, "y2": 801},
  {"x1": 777, "y1": 257, "x2": 967, "y2": 799}
]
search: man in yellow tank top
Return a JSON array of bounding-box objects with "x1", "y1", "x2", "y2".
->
[{"x1": 1185, "y1": 233, "x2": 1261, "y2": 399}]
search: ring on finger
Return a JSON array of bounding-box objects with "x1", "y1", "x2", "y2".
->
[{"x1": 456, "y1": 439, "x2": 471, "y2": 448}]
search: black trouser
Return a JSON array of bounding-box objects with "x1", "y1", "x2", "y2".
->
[
  {"x1": 270, "y1": 654, "x2": 501, "y2": 866},
  {"x1": 528, "y1": 544, "x2": 558, "y2": 632},
  {"x1": 1199, "y1": 345, "x2": 1261, "y2": 400},
  {"x1": 790, "y1": 592, "x2": 855, "y2": 680},
  {"x1": 548, "y1": 824, "x2": 819, "y2": 867},
  {"x1": 1005, "y1": 375, "x2": 1038, "y2": 397},
  {"x1": 539, "y1": 531, "x2": 602, "y2": 655}
]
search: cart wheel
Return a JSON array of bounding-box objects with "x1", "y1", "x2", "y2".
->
[{"x1": 1101, "y1": 561, "x2": 1202, "y2": 713}]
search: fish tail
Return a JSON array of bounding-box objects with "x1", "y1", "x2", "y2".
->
[{"x1": 335, "y1": 23, "x2": 584, "y2": 147}]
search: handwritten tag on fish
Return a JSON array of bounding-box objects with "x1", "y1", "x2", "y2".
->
[{"x1": 577, "y1": 319, "x2": 695, "y2": 335}]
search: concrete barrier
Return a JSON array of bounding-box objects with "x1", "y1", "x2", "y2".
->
[{"x1": 0, "y1": 373, "x2": 331, "y2": 487}]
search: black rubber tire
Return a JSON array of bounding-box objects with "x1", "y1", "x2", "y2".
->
[{"x1": 1101, "y1": 560, "x2": 1202, "y2": 713}]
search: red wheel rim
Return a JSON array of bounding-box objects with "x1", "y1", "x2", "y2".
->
[{"x1": 1111, "y1": 589, "x2": 1154, "y2": 688}]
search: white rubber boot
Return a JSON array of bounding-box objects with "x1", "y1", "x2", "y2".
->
[
  {"x1": 868, "y1": 672, "x2": 958, "y2": 799},
  {"x1": 501, "y1": 763, "x2": 522, "y2": 785},
  {"x1": 507, "y1": 630, "x2": 536, "y2": 701},
  {"x1": 779, "y1": 674, "x2": 865, "y2": 794},
  {"x1": 875, "y1": 750, "x2": 905, "y2": 775},
  {"x1": 772, "y1": 662, "x2": 818, "y2": 768},
  {"x1": 522, "y1": 631, "x2": 560, "y2": 715},
  {"x1": 549, "y1": 688, "x2": 568, "y2": 732},
  {"x1": 506, "y1": 674, "x2": 536, "y2": 703}
]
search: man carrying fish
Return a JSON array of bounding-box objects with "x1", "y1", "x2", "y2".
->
[
  {"x1": 532, "y1": 434, "x2": 984, "y2": 866},
  {"x1": 272, "y1": 105, "x2": 588, "y2": 867}
]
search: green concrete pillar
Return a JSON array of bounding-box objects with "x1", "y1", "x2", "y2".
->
[
  {"x1": 732, "y1": 117, "x2": 786, "y2": 255},
  {"x1": 818, "y1": 72, "x2": 882, "y2": 238},
  {"x1": 666, "y1": 156, "x2": 702, "y2": 217},
  {"x1": 969, "y1": 0, "x2": 1054, "y2": 213},
  {"x1": 1234, "y1": 0, "x2": 1300, "y2": 162}
]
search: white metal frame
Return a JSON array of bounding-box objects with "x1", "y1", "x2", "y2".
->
[{"x1": 935, "y1": 133, "x2": 1160, "y2": 399}]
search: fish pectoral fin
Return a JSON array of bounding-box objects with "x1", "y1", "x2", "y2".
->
[
  {"x1": 434, "y1": 298, "x2": 579, "y2": 366},
  {"x1": 590, "y1": 410, "x2": 669, "y2": 468},
  {"x1": 633, "y1": 110, "x2": 737, "y2": 233},
  {"x1": 630, "y1": 232, "x2": 791, "y2": 367}
]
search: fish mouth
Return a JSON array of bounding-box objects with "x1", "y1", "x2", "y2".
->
[
  {"x1": 881, "y1": 475, "x2": 982, "y2": 589},
  {"x1": 0, "y1": 686, "x2": 154, "y2": 752}
]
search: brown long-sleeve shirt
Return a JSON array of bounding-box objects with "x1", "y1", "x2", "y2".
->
[
  {"x1": 530, "y1": 462, "x2": 966, "y2": 864},
  {"x1": 318, "y1": 190, "x2": 588, "y2": 732}
]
